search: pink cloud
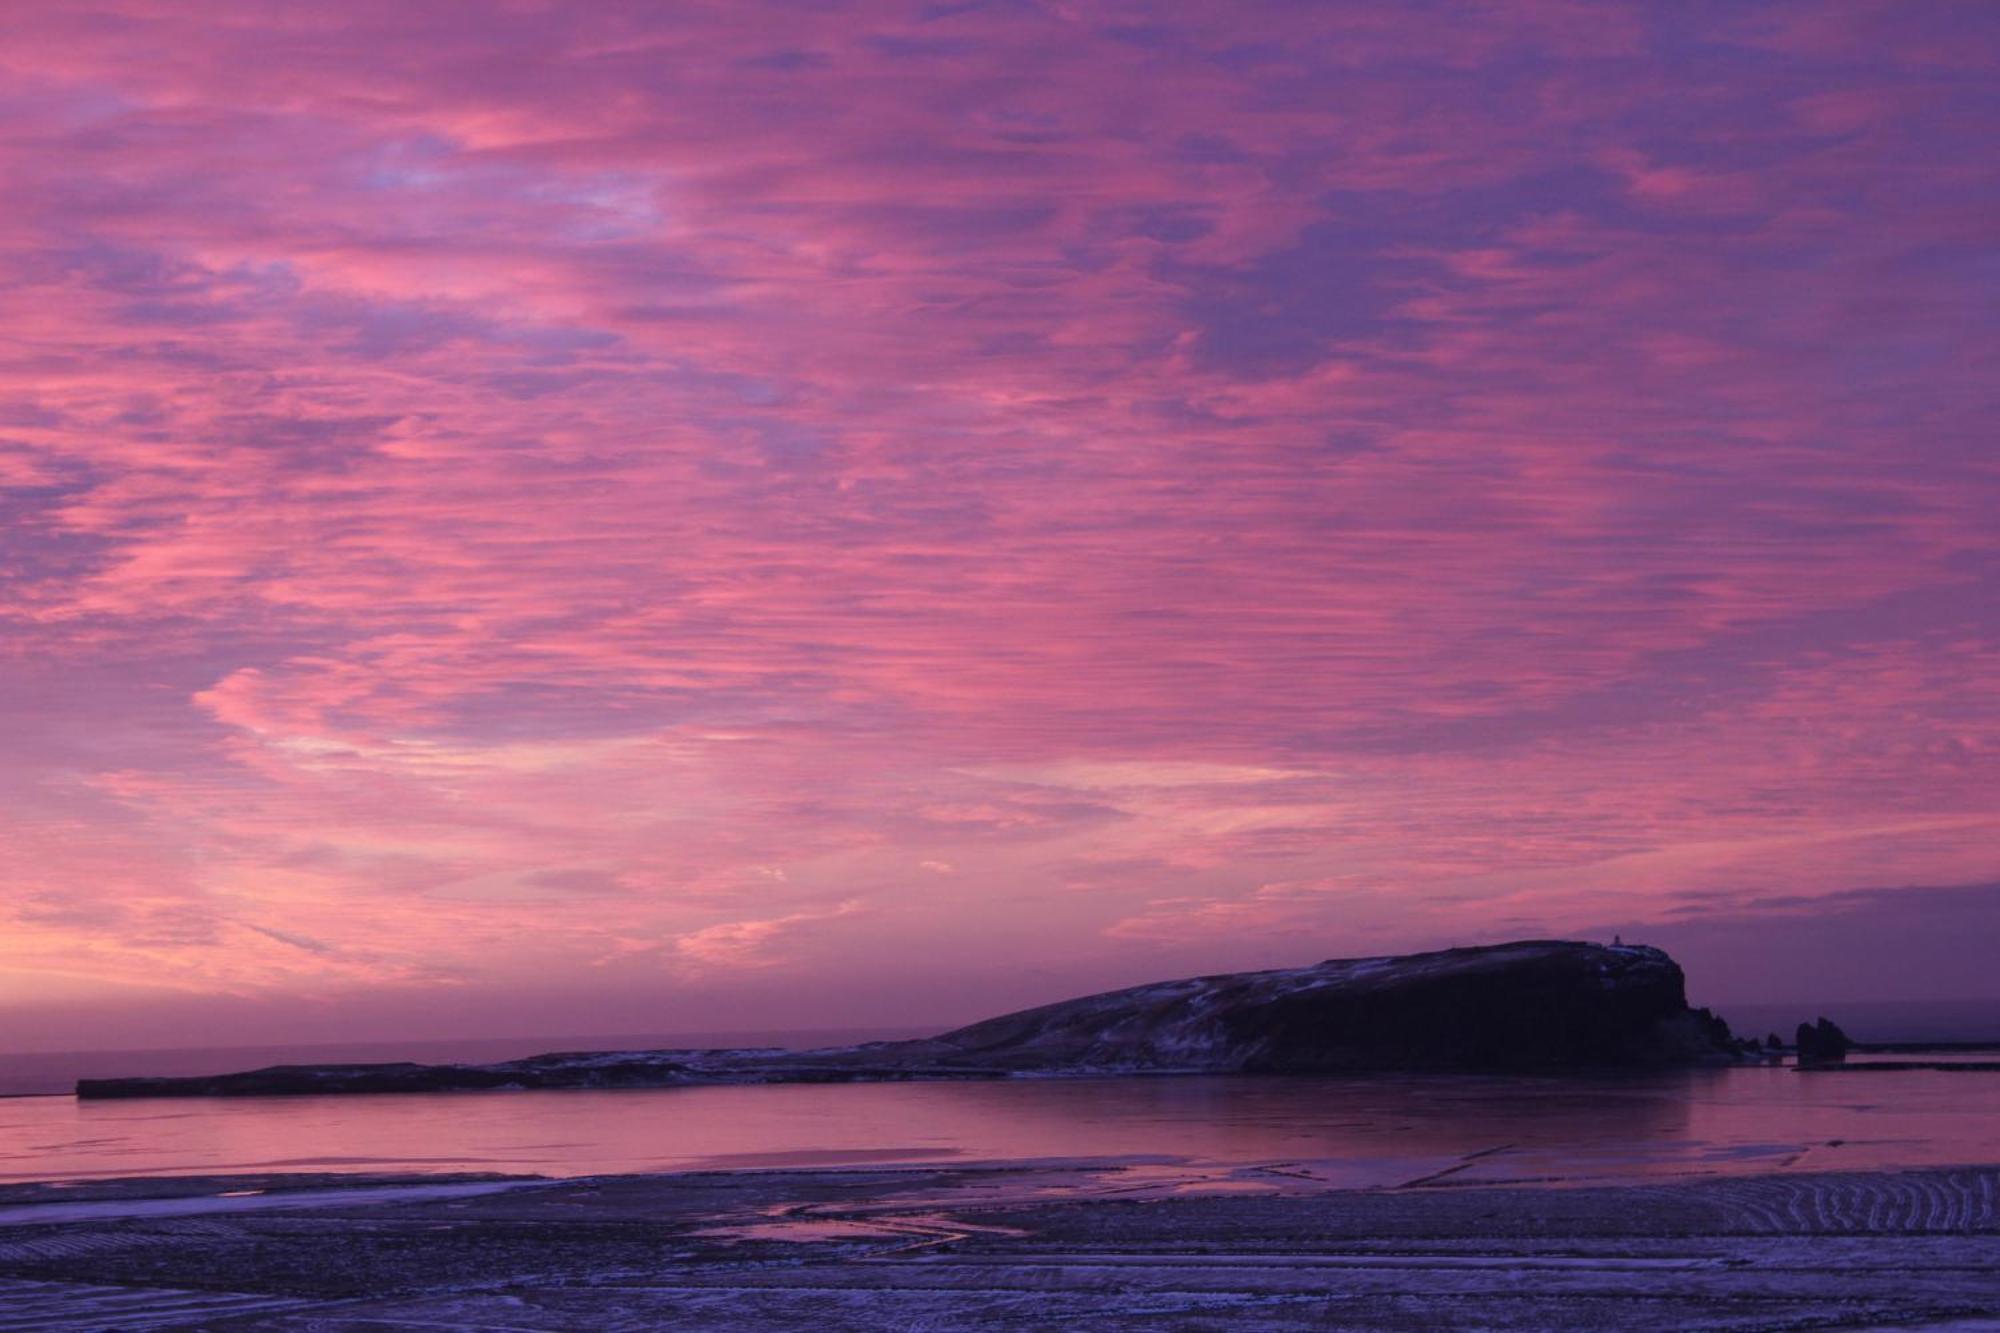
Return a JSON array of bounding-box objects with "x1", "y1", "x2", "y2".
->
[
  {"x1": 674, "y1": 901, "x2": 862, "y2": 970},
  {"x1": 0, "y1": 1, "x2": 1993, "y2": 1043}
]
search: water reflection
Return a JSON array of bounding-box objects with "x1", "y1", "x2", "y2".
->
[{"x1": 2, "y1": 1068, "x2": 1996, "y2": 1186}]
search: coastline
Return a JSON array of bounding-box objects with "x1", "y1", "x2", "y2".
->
[
  {"x1": 1, "y1": 1159, "x2": 1996, "y2": 1329},
  {"x1": 69, "y1": 944, "x2": 1759, "y2": 1101},
  {"x1": 18, "y1": 1064, "x2": 2000, "y2": 1190}
]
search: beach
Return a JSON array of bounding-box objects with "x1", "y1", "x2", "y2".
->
[{"x1": 1, "y1": 1160, "x2": 1996, "y2": 1329}]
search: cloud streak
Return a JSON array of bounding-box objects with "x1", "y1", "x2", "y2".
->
[{"x1": 0, "y1": 1, "x2": 1994, "y2": 1041}]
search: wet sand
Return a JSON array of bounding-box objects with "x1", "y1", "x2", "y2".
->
[{"x1": 0, "y1": 1160, "x2": 1996, "y2": 1329}]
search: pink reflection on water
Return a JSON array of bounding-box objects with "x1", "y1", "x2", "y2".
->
[{"x1": 3, "y1": 1069, "x2": 1999, "y2": 1189}]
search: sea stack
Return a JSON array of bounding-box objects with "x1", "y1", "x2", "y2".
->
[{"x1": 1796, "y1": 1016, "x2": 1854, "y2": 1066}]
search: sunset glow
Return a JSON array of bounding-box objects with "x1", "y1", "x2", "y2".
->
[{"x1": 2, "y1": 2, "x2": 1995, "y2": 1049}]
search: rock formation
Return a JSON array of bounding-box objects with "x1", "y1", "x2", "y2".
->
[
  {"x1": 1796, "y1": 1016, "x2": 1854, "y2": 1066},
  {"x1": 77, "y1": 940, "x2": 1745, "y2": 1099}
]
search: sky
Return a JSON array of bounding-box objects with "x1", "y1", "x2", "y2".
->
[{"x1": 1, "y1": 1, "x2": 1995, "y2": 1051}]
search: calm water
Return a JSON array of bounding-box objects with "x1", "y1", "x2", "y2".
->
[
  {"x1": 0, "y1": 1029, "x2": 922, "y2": 1099},
  {"x1": 4, "y1": 1068, "x2": 1998, "y2": 1188}
]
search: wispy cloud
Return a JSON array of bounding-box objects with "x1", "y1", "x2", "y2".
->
[
  {"x1": 0, "y1": 1, "x2": 1993, "y2": 1039},
  {"x1": 675, "y1": 901, "x2": 862, "y2": 970}
]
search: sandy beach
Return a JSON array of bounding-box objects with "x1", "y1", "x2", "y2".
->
[{"x1": 1, "y1": 1160, "x2": 1996, "y2": 1329}]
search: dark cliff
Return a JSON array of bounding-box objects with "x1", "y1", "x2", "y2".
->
[
  {"x1": 77, "y1": 940, "x2": 1739, "y2": 1099},
  {"x1": 934, "y1": 941, "x2": 1724, "y2": 1073}
]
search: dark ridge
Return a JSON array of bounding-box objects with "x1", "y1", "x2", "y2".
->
[{"x1": 77, "y1": 940, "x2": 1751, "y2": 1100}]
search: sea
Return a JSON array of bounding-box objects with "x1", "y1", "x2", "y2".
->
[{"x1": 2, "y1": 1005, "x2": 1998, "y2": 1189}]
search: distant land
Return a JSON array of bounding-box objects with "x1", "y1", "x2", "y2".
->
[
  {"x1": 80, "y1": 941, "x2": 1760, "y2": 1099},
  {"x1": 12, "y1": 999, "x2": 1992, "y2": 1098},
  {"x1": 1717, "y1": 998, "x2": 2000, "y2": 1045},
  {"x1": 0, "y1": 1029, "x2": 925, "y2": 1100}
]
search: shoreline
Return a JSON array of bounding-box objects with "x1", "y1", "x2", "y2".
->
[
  {"x1": 0, "y1": 1159, "x2": 1996, "y2": 1328},
  {"x1": 8, "y1": 1150, "x2": 2000, "y2": 1203},
  {"x1": 16, "y1": 1062, "x2": 2000, "y2": 1191}
]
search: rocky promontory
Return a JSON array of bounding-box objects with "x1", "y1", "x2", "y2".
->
[{"x1": 77, "y1": 940, "x2": 1745, "y2": 1099}]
